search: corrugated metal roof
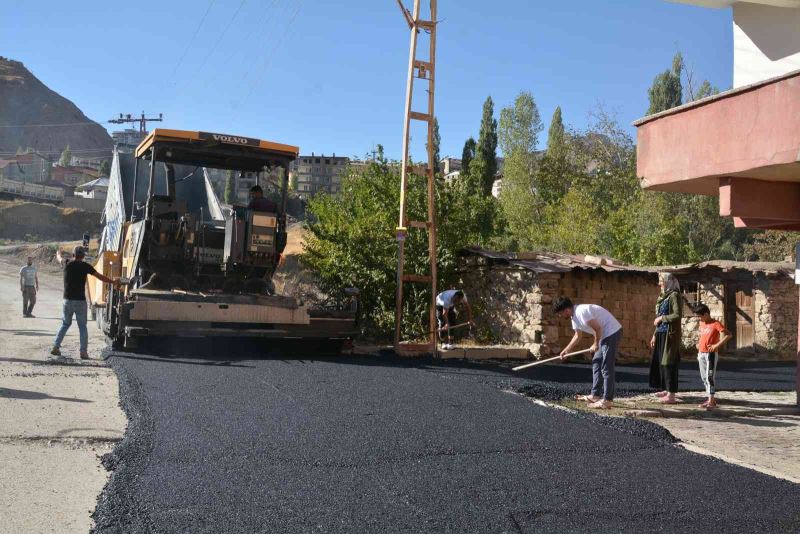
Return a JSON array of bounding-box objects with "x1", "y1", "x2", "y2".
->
[{"x1": 462, "y1": 247, "x2": 793, "y2": 277}]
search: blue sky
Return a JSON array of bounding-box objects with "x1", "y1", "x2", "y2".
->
[{"x1": 1, "y1": 0, "x2": 732, "y2": 160}]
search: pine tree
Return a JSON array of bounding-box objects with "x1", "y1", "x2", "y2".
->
[
  {"x1": 469, "y1": 96, "x2": 498, "y2": 196},
  {"x1": 646, "y1": 52, "x2": 683, "y2": 114},
  {"x1": 224, "y1": 170, "x2": 235, "y2": 204},
  {"x1": 461, "y1": 137, "x2": 476, "y2": 176}
]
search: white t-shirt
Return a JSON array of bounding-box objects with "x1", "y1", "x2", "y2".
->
[
  {"x1": 19, "y1": 265, "x2": 37, "y2": 287},
  {"x1": 436, "y1": 290, "x2": 467, "y2": 309},
  {"x1": 571, "y1": 304, "x2": 621, "y2": 340}
]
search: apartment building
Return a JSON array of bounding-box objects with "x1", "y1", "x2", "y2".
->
[{"x1": 290, "y1": 153, "x2": 349, "y2": 196}]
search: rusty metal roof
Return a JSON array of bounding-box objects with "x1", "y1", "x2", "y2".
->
[
  {"x1": 462, "y1": 247, "x2": 794, "y2": 278},
  {"x1": 461, "y1": 247, "x2": 657, "y2": 274}
]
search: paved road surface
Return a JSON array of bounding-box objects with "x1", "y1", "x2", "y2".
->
[{"x1": 94, "y1": 347, "x2": 800, "y2": 533}]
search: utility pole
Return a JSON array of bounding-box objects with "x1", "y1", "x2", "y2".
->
[
  {"x1": 108, "y1": 112, "x2": 164, "y2": 134},
  {"x1": 394, "y1": 0, "x2": 438, "y2": 354}
]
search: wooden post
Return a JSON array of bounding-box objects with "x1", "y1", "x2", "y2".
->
[
  {"x1": 395, "y1": 0, "x2": 438, "y2": 354},
  {"x1": 394, "y1": 0, "x2": 420, "y2": 349}
]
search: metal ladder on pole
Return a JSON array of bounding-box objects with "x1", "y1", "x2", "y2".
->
[{"x1": 394, "y1": 0, "x2": 438, "y2": 354}]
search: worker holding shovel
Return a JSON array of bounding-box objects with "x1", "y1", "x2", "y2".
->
[
  {"x1": 553, "y1": 297, "x2": 622, "y2": 409},
  {"x1": 435, "y1": 289, "x2": 473, "y2": 349}
]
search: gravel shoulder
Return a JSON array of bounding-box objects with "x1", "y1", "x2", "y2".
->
[{"x1": 0, "y1": 256, "x2": 126, "y2": 533}]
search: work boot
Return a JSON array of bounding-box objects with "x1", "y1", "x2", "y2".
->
[
  {"x1": 50, "y1": 347, "x2": 61, "y2": 357},
  {"x1": 79, "y1": 351, "x2": 89, "y2": 360}
]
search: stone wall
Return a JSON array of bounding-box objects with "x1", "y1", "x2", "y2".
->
[
  {"x1": 461, "y1": 255, "x2": 798, "y2": 363},
  {"x1": 460, "y1": 256, "x2": 660, "y2": 363},
  {"x1": 677, "y1": 273, "x2": 798, "y2": 361}
]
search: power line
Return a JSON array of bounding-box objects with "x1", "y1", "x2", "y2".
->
[
  {"x1": 228, "y1": 0, "x2": 282, "y2": 85},
  {"x1": 170, "y1": 0, "x2": 217, "y2": 79},
  {"x1": 193, "y1": 0, "x2": 248, "y2": 76},
  {"x1": 242, "y1": 0, "x2": 303, "y2": 102}
]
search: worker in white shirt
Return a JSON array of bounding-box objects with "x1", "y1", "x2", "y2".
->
[
  {"x1": 435, "y1": 289, "x2": 474, "y2": 349},
  {"x1": 553, "y1": 296, "x2": 623, "y2": 409},
  {"x1": 19, "y1": 256, "x2": 39, "y2": 318}
]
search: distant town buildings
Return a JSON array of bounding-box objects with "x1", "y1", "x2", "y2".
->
[
  {"x1": 290, "y1": 153, "x2": 349, "y2": 197},
  {"x1": 74, "y1": 177, "x2": 109, "y2": 200},
  {"x1": 112, "y1": 129, "x2": 147, "y2": 151}
]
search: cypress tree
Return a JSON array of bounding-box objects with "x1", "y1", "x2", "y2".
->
[
  {"x1": 461, "y1": 137, "x2": 476, "y2": 175},
  {"x1": 470, "y1": 96, "x2": 498, "y2": 196}
]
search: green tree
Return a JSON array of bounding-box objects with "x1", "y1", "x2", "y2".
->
[
  {"x1": 646, "y1": 52, "x2": 683, "y2": 114},
  {"x1": 59, "y1": 145, "x2": 72, "y2": 167},
  {"x1": 744, "y1": 231, "x2": 798, "y2": 261},
  {"x1": 426, "y1": 117, "x2": 441, "y2": 179},
  {"x1": 469, "y1": 96, "x2": 498, "y2": 196},
  {"x1": 303, "y1": 146, "x2": 499, "y2": 338},
  {"x1": 224, "y1": 170, "x2": 235, "y2": 204},
  {"x1": 546, "y1": 106, "x2": 566, "y2": 158},
  {"x1": 289, "y1": 171, "x2": 298, "y2": 192},
  {"x1": 497, "y1": 91, "x2": 543, "y2": 244},
  {"x1": 461, "y1": 137, "x2": 476, "y2": 176},
  {"x1": 99, "y1": 160, "x2": 110, "y2": 176}
]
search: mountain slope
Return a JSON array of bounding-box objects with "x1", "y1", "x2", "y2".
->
[{"x1": 0, "y1": 57, "x2": 112, "y2": 157}]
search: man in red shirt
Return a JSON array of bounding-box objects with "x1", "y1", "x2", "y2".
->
[
  {"x1": 693, "y1": 303, "x2": 732, "y2": 409},
  {"x1": 247, "y1": 185, "x2": 277, "y2": 212}
]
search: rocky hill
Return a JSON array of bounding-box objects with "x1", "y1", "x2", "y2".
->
[{"x1": 0, "y1": 57, "x2": 112, "y2": 157}]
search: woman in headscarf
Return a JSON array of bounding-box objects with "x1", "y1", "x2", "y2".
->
[{"x1": 649, "y1": 273, "x2": 682, "y2": 404}]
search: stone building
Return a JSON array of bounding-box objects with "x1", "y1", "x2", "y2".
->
[{"x1": 459, "y1": 248, "x2": 796, "y2": 363}]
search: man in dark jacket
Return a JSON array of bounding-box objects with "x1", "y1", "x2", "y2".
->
[{"x1": 247, "y1": 185, "x2": 277, "y2": 212}]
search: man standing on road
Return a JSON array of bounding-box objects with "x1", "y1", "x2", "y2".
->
[
  {"x1": 50, "y1": 246, "x2": 121, "y2": 360},
  {"x1": 553, "y1": 297, "x2": 622, "y2": 409},
  {"x1": 19, "y1": 256, "x2": 39, "y2": 318}
]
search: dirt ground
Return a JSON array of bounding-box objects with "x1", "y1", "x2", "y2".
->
[
  {"x1": 0, "y1": 200, "x2": 102, "y2": 242},
  {"x1": 0, "y1": 254, "x2": 126, "y2": 532}
]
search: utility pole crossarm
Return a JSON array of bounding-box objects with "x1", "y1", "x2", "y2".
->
[{"x1": 396, "y1": 0, "x2": 415, "y2": 29}]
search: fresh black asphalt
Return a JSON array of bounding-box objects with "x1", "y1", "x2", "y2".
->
[{"x1": 94, "y1": 347, "x2": 800, "y2": 533}]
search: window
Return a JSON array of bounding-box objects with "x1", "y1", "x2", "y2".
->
[
  {"x1": 315, "y1": 158, "x2": 320, "y2": 164},
  {"x1": 325, "y1": 159, "x2": 330, "y2": 165}
]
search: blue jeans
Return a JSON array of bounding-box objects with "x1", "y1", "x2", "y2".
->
[
  {"x1": 53, "y1": 299, "x2": 88, "y2": 352},
  {"x1": 591, "y1": 329, "x2": 622, "y2": 401}
]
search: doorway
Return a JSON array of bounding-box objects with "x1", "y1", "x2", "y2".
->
[{"x1": 724, "y1": 280, "x2": 755, "y2": 354}]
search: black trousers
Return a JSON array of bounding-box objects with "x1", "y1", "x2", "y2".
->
[
  {"x1": 661, "y1": 363, "x2": 680, "y2": 393},
  {"x1": 435, "y1": 306, "x2": 456, "y2": 334}
]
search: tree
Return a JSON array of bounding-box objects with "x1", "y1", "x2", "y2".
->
[
  {"x1": 289, "y1": 171, "x2": 298, "y2": 192},
  {"x1": 59, "y1": 145, "x2": 72, "y2": 167},
  {"x1": 469, "y1": 96, "x2": 498, "y2": 196},
  {"x1": 426, "y1": 117, "x2": 441, "y2": 179},
  {"x1": 224, "y1": 170, "x2": 235, "y2": 204},
  {"x1": 99, "y1": 160, "x2": 110, "y2": 176},
  {"x1": 497, "y1": 91, "x2": 543, "y2": 244},
  {"x1": 460, "y1": 137, "x2": 476, "y2": 176},
  {"x1": 646, "y1": 52, "x2": 683, "y2": 114},
  {"x1": 303, "y1": 146, "x2": 499, "y2": 338},
  {"x1": 744, "y1": 231, "x2": 798, "y2": 262},
  {"x1": 546, "y1": 106, "x2": 566, "y2": 158}
]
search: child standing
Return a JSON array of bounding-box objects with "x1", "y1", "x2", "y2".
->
[{"x1": 693, "y1": 304, "x2": 732, "y2": 409}]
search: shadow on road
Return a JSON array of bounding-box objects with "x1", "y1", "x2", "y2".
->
[{"x1": 0, "y1": 387, "x2": 91, "y2": 403}]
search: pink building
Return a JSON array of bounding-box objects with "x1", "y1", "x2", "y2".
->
[{"x1": 635, "y1": 0, "x2": 800, "y2": 401}]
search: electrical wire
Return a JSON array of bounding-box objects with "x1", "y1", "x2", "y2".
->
[
  {"x1": 193, "y1": 0, "x2": 248, "y2": 76},
  {"x1": 241, "y1": 0, "x2": 303, "y2": 102},
  {"x1": 170, "y1": 0, "x2": 218, "y2": 79}
]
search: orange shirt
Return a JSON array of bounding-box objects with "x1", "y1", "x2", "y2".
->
[{"x1": 699, "y1": 320, "x2": 726, "y2": 353}]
